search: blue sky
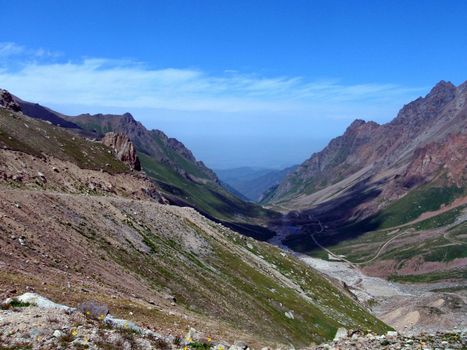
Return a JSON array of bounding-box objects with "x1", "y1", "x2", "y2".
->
[{"x1": 1, "y1": 0, "x2": 466, "y2": 168}]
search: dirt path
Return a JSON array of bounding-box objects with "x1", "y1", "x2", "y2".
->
[{"x1": 354, "y1": 229, "x2": 401, "y2": 265}]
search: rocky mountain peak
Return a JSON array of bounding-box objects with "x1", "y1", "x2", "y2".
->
[
  {"x1": 392, "y1": 81, "x2": 458, "y2": 127},
  {"x1": 458, "y1": 80, "x2": 467, "y2": 93},
  {"x1": 348, "y1": 119, "x2": 366, "y2": 128},
  {"x1": 101, "y1": 132, "x2": 141, "y2": 171},
  {"x1": 0, "y1": 89, "x2": 21, "y2": 112},
  {"x1": 425, "y1": 80, "x2": 457, "y2": 107},
  {"x1": 122, "y1": 112, "x2": 137, "y2": 123},
  {"x1": 428, "y1": 80, "x2": 456, "y2": 97},
  {"x1": 346, "y1": 119, "x2": 380, "y2": 132}
]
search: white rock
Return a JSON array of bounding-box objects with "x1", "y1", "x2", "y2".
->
[
  {"x1": 333, "y1": 327, "x2": 348, "y2": 341},
  {"x1": 104, "y1": 315, "x2": 141, "y2": 333},
  {"x1": 284, "y1": 311, "x2": 294, "y2": 319},
  {"x1": 386, "y1": 331, "x2": 398, "y2": 337},
  {"x1": 53, "y1": 330, "x2": 63, "y2": 338},
  {"x1": 8, "y1": 293, "x2": 75, "y2": 311},
  {"x1": 184, "y1": 327, "x2": 205, "y2": 343}
]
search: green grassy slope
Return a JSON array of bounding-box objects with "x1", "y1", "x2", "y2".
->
[
  {"x1": 0, "y1": 108, "x2": 128, "y2": 173},
  {"x1": 139, "y1": 153, "x2": 279, "y2": 240},
  {"x1": 21, "y1": 193, "x2": 390, "y2": 346},
  {"x1": 364, "y1": 183, "x2": 465, "y2": 230}
]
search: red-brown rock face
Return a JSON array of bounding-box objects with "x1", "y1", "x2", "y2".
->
[
  {"x1": 404, "y1": 133, "x2": 467, "y2": 187},
  {"x1": 101, "y1": 132, "x2": 141, "y2": 171}
]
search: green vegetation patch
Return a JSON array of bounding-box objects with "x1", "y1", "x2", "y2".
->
[
  {"x1": 370, "y1": 184, "x2": 465, "y2": 229},
  {"x1": 139, "y1": 152, "x2": 278, "y2": 238},
  {"x1": 423, "y1": 244, "x2": 467, "y2": 262},
  {"x1": 0, "y1": 109, "x2": 128, "y2": 173},
  {"x1": 389, "y1": 269, "x2": 467, "y2": 283}
]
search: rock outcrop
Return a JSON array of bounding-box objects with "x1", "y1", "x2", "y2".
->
[
  {"x1": 102, "y1": 132, "x2": 141, "y2": 171},
  {"x1": 0, "y1": 89, "x2": 21, "y2": 112}
]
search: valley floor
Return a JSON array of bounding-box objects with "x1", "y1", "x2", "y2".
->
[{"x1": 268, "y1": 221, "x2": 467, "y2": 336}]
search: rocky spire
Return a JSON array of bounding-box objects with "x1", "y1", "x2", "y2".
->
[{"x1": 101, "y1": 132, "x2": 141, "y2": 171}]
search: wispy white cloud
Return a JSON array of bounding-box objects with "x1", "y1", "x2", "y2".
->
[
  {"x1": 0, "y1": 42, "x2": 432, "y2": 168},
  {"x1": 0, "y1": 43, "x2": 424, "y2": 117},
  {"x1": 0, "y1": 42, "x2": 25, "y2": 57},
  {"x1": 0, "y1": 42, "x2": 61, "y2": 59}
]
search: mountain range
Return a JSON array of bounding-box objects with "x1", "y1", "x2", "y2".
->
[
  {"x1": 0, "y1": 80, "x2": 466, "y2": 347},
  {"x1": 264, "y1": 81, "x2": 466, "y2": 215}
]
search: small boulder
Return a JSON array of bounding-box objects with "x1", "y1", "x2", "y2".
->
[
  {"x1": 333, "y1": 327, "x2": 348, "y2": 341},
  {"x1": 185, "y1": 327, "x2": 204, "y2": 343},
  {"x1": 7, "y1": 292, "x2": 74, "y2": 311},
  {"x1": 229, "y1": 341, "x2": 248, "y2": 350}
]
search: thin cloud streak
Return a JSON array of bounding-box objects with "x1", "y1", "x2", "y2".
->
[{"x1": 0, "y1": 42, "x2": 61, "y2": 59}]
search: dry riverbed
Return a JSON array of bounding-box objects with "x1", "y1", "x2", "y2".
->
[{"x1": 300, "y1": 255, "x2": 467, "y2": 336}]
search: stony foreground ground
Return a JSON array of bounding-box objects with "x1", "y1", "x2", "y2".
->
[
  {"x1": 315, "y1": 331, "x2": 466, "y2": 350},
  {"x1": 1, "y1": 294, "x2": 466, "y2": 350}
]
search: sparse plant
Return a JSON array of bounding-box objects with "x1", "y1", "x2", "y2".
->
[
  {"x1": 188, "y1": 341, "x2": 211, "y2": 350},
  {"x1": 78, "y1": 301, "x2": 109, "y2": 321},
  {"x1": 1, "y1": 299, "x2": 31, "y2": 310},
  {"x1": 59, "y1": 329, "x2": 77, "y2": 347},
  {"x1": 173, "y1": 336, "x2": 182, "y2": 346}
]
